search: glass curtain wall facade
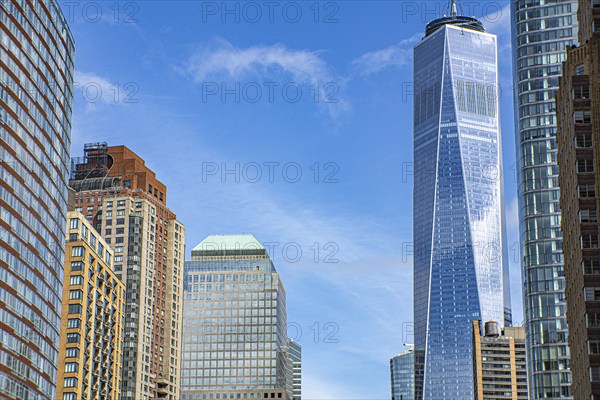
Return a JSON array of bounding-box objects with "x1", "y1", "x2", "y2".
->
[
  {"x1": 511, "y1": 1, "x2": 578, "y2": 398},
  {"x1": 390, "y1": 350, "x2": 414, "y2": 400},
  {"x1": 0, "y1": 0, "x2": 74, "y2": 398},
  {"x1": 413, "y1": 14, "x2": 509, "y2": 400},
  {"x1": 181, "y1": 235, "x2": 291, "y2": 400}
]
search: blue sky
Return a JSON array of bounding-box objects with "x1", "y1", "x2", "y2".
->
[{"x1": 63, "y1": 1, "x2": 519, "y2": 397}]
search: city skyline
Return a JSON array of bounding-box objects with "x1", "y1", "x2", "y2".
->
[
  {"x1": 0, "y1": 0, "x2": 561, "y2": 398},
  {"x1": 66, "y1": 1, "x2": 521, "y2": 397}
]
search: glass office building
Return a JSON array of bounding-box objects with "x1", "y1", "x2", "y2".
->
[
  {"x1": 511, "y1": 1, "x2": 578, "y2": 398},
  {"x1": 390, "y1": 350, "x2": 414, "y2": 400},
  {"x1": 0, "y1": 0, "x2": 74, "y2": 398},
  {"x1": 413, "y1": 6, "x2": 510, "y2": 399},
  {"x1": 181, "y1": 235, "x2": 292, "y2": 400}
]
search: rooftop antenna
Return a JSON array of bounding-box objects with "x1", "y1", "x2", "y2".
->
[{"x1": 450, "y1": 0, "x2": 458, "y2": 17}]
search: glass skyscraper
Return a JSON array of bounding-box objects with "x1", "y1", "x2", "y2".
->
[
  {"x1": 0, "y1": 0, "x2": 74, "y2": 398},
  {"x1": 413, "y1": 5, "x2": 510, "y2": 399},
  {"x1": 181, "y1": 235, "x2": 293, "y2": 400},
  {"x1": 511, "y1": 1, "x2": 578, "y2": 398},
  {"x1": 390, "y1": 349, "x2": 414, "y2": 400}
]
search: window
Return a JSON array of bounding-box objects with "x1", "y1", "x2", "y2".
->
[
  {"x1": 106, "y1": 201, "x2": 113, "y2": 207},
  {"x1": 124, "y1": 180, "x2": 131, "y2": 188},
  {"x1": 573, "y1": 84, "x2": 590, "y2": 99},
  {"x1": 65, "y1": 347, "x2": 79, "y2": 358},
  {"x1": 63, "y1": 377, "x2": 77, "y2": 388},
  {"x1": 115, "y1": 265, "x2": 123, "y2": 272},
  {"x1": 66, "y1": 333, "x2": 80, "y2": 343},
  {"x1": 580, "y1": 209, "x2": 597, "y2": 223},
  {"x1": 589, "y1": 340, "x2": 600, "y2": 354},
  {"x1": 70, "y1": 275, "x2": 83, "y2": 286},
  {"x1": 105, "y1": 219, "x2": 112, "y2": 226},
  {"x1": 71, "y1": 261, "x2": 83, "y2": 271},
  {"x1": 574, "y1": 110, "x2": 592, "y2": 124},
  {"x1": 63, "y1": 393, "x2": 77, "y2": 400},
  {"x1": 116, "y1": 218, "x2": 125, "y2": 225},
  {"x1": 71, "y1": 246, "x2": 84, "y2": 257},
  {"x1": 105, "y1": 229, "x2": 112, "y2": 235},
  {"x1": 115, "y1": 237, "x2": 124, "y2": 244},
  {"x1": 575, "y1": 64, "x2": 585, "y2": 75},
  {"x1": 117, "y1": 209, "x2": 125, "y2": 216},
  {"x1": 576, "y1": 132, "x2": 593, "y2": 148},
  {"x1": 591, "y1": 367, "x2": 600, "y2": 382},
  {"x1": 115, "y1": 256, "x2": 124, "y2": 262},
  {"x1": 582, "y1": 234, "x2": 599, "y2": 249},
  {"x1": 583, "y1": 260, "x2": 600, "y2": 274},
  {"x1": 587, "y1": 313, "x2": 600, "y2": 327},
  {"x1": 584, "y1": 287, "x2": 600, "y2": 301},
  {"x1": 67, "y1": 318, "x2": 80, "y2": 329},
  {"x1": 68, "y1": 304, "x2": 82, "y2": 314},
  {"x1": 64, "y1": 362, "x2": 78, "y2": 373},
  {"x1": 579, "y1": 184, "x2": 596, "y2": 198},
  {"x1": 577, "y1": 159, "x2": 595, "y2": 173},
  {"x1": 116, "y1": 228, "x2": 125, "y2": 234},
  {"x1": 117, "y1": 200, "x2": 126, "y2": 206},
  {"x1": 69, "y1": 290, "x2": 82, "y2": 300},
  {"x1": 69, "y1": 218, "x2": 79, "y2": 229},
  {"x1": 115, "y1": 246, "x2": 124, "y2": 253}
]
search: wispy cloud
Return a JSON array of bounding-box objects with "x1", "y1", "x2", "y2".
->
[
  {"x1": 74, "y1": 71, "x2": 136, "y2": 111},
  {"x1": 182, "y1": 38, "x2": 350, "y2": 118},
  {"x1": 352, "y1": 32, "x2": 421, "y2": 76}
]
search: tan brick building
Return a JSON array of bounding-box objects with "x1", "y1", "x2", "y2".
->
[
  {"x1": 70, "y1": 143, "x2": 185, "y2": 400},
  {"x1": 472, "y1": 320, "x2": 527, "y2": 400},
  {"x1": 57, "y1": 211, "x2": 125, "y2": 400},
  {"x1": 556, "y1": 0, "x2": 600, "y2": 398}
]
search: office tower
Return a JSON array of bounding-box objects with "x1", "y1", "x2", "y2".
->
[
  {"x1": 390, "y1": 349, "x2": 414, "y2": 400},
  {"x1": 412, "y1": 1, "x2": 509, "y2": 398},
  {"x1": 287, "y1": 340, "x2": 301, "y2": 400},
  {"x1": 556, "y1": 0, "x2": 600, "y2": 397},
  {"x1": 70, "y1": 143, "x2": 186, "y2": 400},
  {"x1": 511, "y1": 0, "x2": 579, "y2": 398},
  {"x1": 0, "y1": 0, "x2": 75, "y2": 398},
  {"x1": 57, "y1": 211, "x2": 125, "y2": 400},
  {"x1": 181, "y1": 234, "x2": 293, "y2": 400},
  {"x1": 472, "y1": 320, "x2": 528, "y2": 400}
]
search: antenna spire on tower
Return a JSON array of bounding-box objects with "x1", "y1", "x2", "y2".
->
[{"x1": 450, "y1": 0, "x2": 458, "y2": 17}]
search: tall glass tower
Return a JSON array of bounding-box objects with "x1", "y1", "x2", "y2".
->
[
  {"x1": 0, "y1": 0, "x2": 74, "y2": 398},
  {"x1": 413, "y1": 3, "x2": 510, "y2": 398},
  {"x1": 511, "y1": 1, "x2": 578, "y2": 398}
]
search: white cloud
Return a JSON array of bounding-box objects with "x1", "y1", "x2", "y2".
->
[
  {"x1": 74, "y1": 71, "x2": 136, "y2": 110},
  {"x1": 352, "y1": 33, "x2": 421, "y2": 76},
  {"x1": 183, "y1": 38, "x2": 350, "y2": 118}
]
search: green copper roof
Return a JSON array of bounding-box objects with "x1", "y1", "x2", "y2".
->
[{"x1": 192, "y1": 234, "x2": 264, "y2": 252}]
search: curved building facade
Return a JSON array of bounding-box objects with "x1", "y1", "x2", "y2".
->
[
  {"x1": 0, "y1": 0, "x2": 74, "y2": 398},
  {"x1": 511, "y1": 1, "x2": 578, "y2": 398}
]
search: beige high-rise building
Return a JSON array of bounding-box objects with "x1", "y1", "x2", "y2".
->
[
  {"x1": 70, "y1": 143, "x2": 185, "y2": 400},
  {"x1": 472, "y1": 320, "x2": 528, "y2": 400},
  {"x1": 556, "y1": 0, "x2": 600, "y2": 397},
  {"x1": 57, "y1": 211, "x2": 125, "y2": 400}
]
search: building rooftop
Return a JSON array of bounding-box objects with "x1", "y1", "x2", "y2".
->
[
  {"x1": 424, "y1": 0, "x2": 485, "y2": 38},
  {"x1": 192, "y1": 234, "x2": 265, "y2": 252}
]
